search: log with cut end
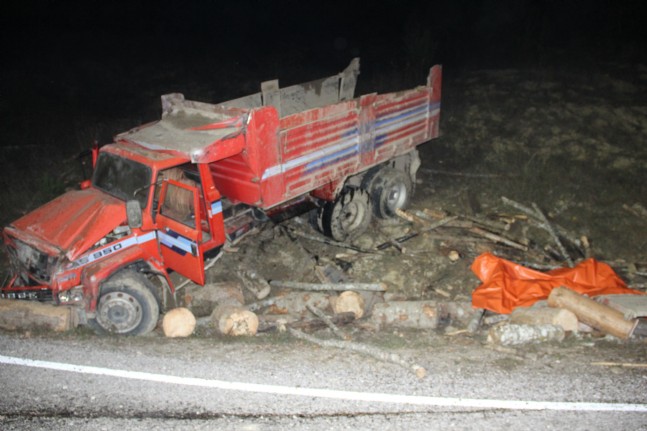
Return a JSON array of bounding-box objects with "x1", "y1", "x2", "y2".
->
[
  {"x1": 547, "y1": 287, "x2": 638, "y2": 339},
  {"x1": 162, "y1": 307, "x2": 196, "y2": 337},
  {"x1": 370, "y1": 301, "x2": 439, "y2": 329},
  {"x1": 488, "y1": 323, "x2": 565, "y2": 346},
  {"x1": 0, "y1": 300, "x2": 78, "y2": 332},
  {"x1": 331, "y1": 291, "x2": 365, "y2": 319},
  {"x1": 210, "y1": 304, "x2": 259, "y2": 336},
  {"x1": 510, "y1": 306, "x2": 578, "y2": 332}
]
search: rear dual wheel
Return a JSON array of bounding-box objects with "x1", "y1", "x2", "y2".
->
[
  {"x1": 316, "y1": 188, "x2": 372, "y2": 242},
  {"x1": 363, "y1": 167, "x2": 413, "y2": 219}
]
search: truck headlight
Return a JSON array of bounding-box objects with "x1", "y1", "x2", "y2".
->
[{"x1": 58, "y1": 287, "x2": 84, "y2": 304}]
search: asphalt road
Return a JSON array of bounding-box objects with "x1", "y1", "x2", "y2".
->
[{"x1": 0, "y1": 331, "x2": 646, "y2": 430}]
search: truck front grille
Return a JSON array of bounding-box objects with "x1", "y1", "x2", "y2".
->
[
  {"x1": 0, "y1": 289, "x2": 53, "y2": 302},
  {"x1": 6, "y1": 239, "x2": 57, "y2": 284}
]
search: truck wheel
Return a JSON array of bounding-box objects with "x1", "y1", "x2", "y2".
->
[
  {"x1": 89, "y1": 271, "x2": 159, "y2": 336},
  {"x1": 363, "y1": 167, "x2": 412, "y2": 219},
  {"x1": 319, "y1": 188, "x2": 372, "y2": 242}
]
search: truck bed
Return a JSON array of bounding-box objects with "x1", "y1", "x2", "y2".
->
[{"x1": 118, "y1": 59, "x2": 442, "y2": 209}]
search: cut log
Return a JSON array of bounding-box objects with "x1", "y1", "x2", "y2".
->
[
  {"x1": 488, "y1": 323, "x2": 565, "y2": 346},
  {"x1": 210, "y1": 304, "x2": 259, "y2": 336},
  {"x1": 162, "y1": 307, "x2": 196, "y2": 338},
  {"x1": 0, "y1": 300, "x2": 78, "y2": 332},
  {"x1": 547, "y1": 287, "x2": 638, "y2": 339},
  {"x1": 370, "y1": 301, "x2": 439, "y2": 329},
  {"x1": 269, "y1": 280, "x2": 386, "y2": 292},
  {"x1": 184, "y1": 281, "x2": 244, "y2": 317},
  {"x1": 331, "y1": 291, "x2": 365, "y2": 319},
  {"x1": 510, "y1": 306, "x2": 578, "y2": 332}
]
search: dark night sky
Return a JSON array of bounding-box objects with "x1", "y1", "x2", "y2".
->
[{"x1": 1, "y1": 1, "x2": 646, "y2": 147}]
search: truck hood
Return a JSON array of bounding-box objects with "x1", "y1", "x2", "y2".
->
[{"x1": 9, "y1": 188, "x2": 127, "y2": 260}]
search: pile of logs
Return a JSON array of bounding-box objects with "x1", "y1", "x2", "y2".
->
[
  {"x1": 178, "y1": 277, "x2": 453, "y2": 378},
  {"x1": 485, "y1": 286, "x2": 646, "y2": 346}
]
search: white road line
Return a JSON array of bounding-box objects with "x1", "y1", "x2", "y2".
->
[{"x1": 1, "y1": 355, "x2": 645, "y2": 413}]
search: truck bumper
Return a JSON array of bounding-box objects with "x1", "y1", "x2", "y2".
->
[{"x1": 1, "y1": 275, "x2": 53, "y2": 301}]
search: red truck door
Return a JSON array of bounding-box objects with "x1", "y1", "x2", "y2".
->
[{"x1": 156, "y1": 179, "x2": 205, "y2": 285}]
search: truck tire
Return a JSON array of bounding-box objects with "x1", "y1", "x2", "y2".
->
[
  {"x1": 89, "y1": 271, "x2": 160, "y2": 336},
  {"x1": 363, "y1": 167, "x2": 412, "y2": 219},
  {"x1": 318, "y1": 188, "x2": 372, "y2": 242}
]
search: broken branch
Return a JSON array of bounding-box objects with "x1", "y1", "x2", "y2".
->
[
  {"x1": 306, "y1": 304, "x2": 350, "y2": 340},
  {"x1": 288, "y1": 327, "x2": 427, "y2": 379},
  {"x1": 377, "y1": 216, "x2": 458, "y2": 250},
  {"x1": 469, "y1": 226, "x2": 528, "y2": 251},
  {"x1": 269, "y1": 280, "x2": 386, "y2": 292},
  {"x1": 286, "y1": 228, "x2": 375, "y2": 253},
  {"x1": 532, "y1": 202, "x2": 574, "y2": 267},
  {"x1": 590, "y1": 362, "x2": 647, "y2": 368}
]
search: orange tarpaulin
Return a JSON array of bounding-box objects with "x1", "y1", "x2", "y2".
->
[{"x1": 471, "y1": 253, "x2": 643, "y2": 314}]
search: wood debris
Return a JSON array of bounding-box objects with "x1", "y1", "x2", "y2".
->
[
  {"x1": 590, "y1": 362, "x2": 647, "y2": 368},
  {"x1": 211, "y1": 304, "x2": 259, "y2": 336},
  {"x1": 371, "y1": 301, "x2": 440, "y2": 329},
  {"x1": 288, "y1": 327, "x2": 427, "y2": 379},
  {"x1": 488, "y1": 323, "x2": 565, "y2": 346},
  {"x1": 531, "y1": 202, "x2": 574, "y2": 267},
  {"x1": 510, "y1": 306, "x2": 578, "y2": 332},
  {"x1": 547, "y1": 287, "x2": 638, "y2": 339},
  {"x1": 162, "y1": 307, "x2": 196, "y2": 338},
  {"x1": 0, "y1": 299, "x2": 78, "y2": 332},
  {"x1": 269, "y1": 280, "x2": 386, "y2": 292},
  {"x1": 306, "y1": 304, "x2": 350, "y2": 340},
  {"x1": 331, "y1": 291, "x2": 366, "y2": 319}
]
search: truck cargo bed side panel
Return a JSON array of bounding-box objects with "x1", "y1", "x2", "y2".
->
[
  {"x1": 216, "y1": 66, "x2": 441, "y2": 210},
  {"x1": 372, "y1": 88, "x2": 437, "y2": 164}
]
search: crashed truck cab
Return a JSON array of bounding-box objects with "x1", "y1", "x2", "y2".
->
[
  {"x1": 0, "y1": 96, "x2": 274, "y2": 333},
  {"x1": 1, "y1": 58, "x2": 443, "y2": 335}
]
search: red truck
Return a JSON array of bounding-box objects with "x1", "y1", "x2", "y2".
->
[{"x1": 1, "y1": 59, "x2": 442, "y2": 335}]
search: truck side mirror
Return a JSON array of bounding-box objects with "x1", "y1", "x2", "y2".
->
[{"x1": 126, "y1": 200, "x2": 143, "y2": 228}]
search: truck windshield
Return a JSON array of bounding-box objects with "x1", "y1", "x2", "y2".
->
[{"x1": 92, "y1": 152, "x2": 152, "y2": 207}]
